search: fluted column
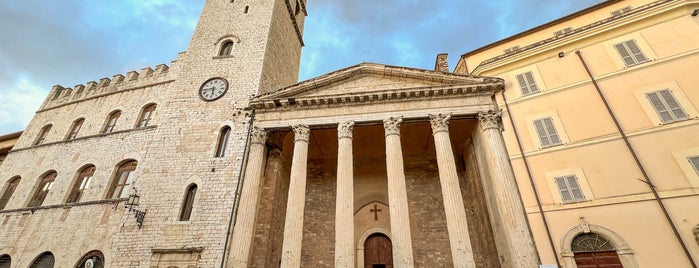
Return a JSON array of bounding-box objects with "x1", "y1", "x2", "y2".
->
[
  {"x1": 227, "y1": 127, "x2": 267, "y2": 268},
  {"x1": 280, "y1": 124, "x2": 311, "y2": 267},
  {"x1": 477, "y1": 111, "x2": 539, "y2": 267},
  {"x1": 383, "y1": 116, "x2": 415, "y2": 267},
  {"x1": 335, "y1": 120, "x2": 355, "y2": 268},
  {"x1": 429, "y1": 113, "x2": 476, "y2": 267}
]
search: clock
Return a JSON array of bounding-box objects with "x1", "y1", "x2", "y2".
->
[{"x1": 199, "y1": 77, "x2": 228, "y2": 101}]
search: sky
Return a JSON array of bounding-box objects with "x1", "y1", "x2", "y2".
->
[{"x1": 0, "y1": 0, "x2": 604, "y2": 134}]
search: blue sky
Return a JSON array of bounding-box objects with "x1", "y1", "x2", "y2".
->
[{"x1": 0, "y1": 0, "x2": 604, "y2": 134}]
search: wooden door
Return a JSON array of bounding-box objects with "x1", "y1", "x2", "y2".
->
[
  {"x1": 364, "y1": 234, "x2": 393, "y2": 268},
  {"x1": 574, "y1": 251, "x2": 623, "y2": 268}
]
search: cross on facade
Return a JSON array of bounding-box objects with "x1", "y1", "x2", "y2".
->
[{"x1": 370, "y1": 204, "x2": 382, "y2": 221}]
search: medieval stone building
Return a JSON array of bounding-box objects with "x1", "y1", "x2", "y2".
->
[{"x1": 1, "y1": 0, "x2": 698, "y2": 267}]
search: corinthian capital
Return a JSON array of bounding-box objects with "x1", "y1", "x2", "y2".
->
[
  {"x1": 383, "y1": 116, "x2": 403, "y2": 137},
  {"x1": 337, "y1": 120, "x2": 355, "y2": 140},
  {"x1": 292, "y1": 124, "x2": 311, "y2": 142},
  {"x1": 250, "y1": 127, "x2": 267, "y2": 145},
  {"x1": 477, "y1": 110, "x2": 502, "y2": 131},
  {"x1": 429, "y1": 113, "x2": 451, "y2": 135}
]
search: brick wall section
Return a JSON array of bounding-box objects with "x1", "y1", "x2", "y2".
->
[
  {"x1": 404, "y1": 155, "x2": 454, "y2": 267},
  {"x1": 300, "y1": 159, "x2": 337, "y2": 267},
  {"x1": 462, "y1": 140, "x2": 501, "y2": 267}
]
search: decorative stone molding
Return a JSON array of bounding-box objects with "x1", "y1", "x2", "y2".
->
[
  {"x1": 478, "y1": 110, "x2": 502, "y2": 131},
  {"x1": 337, "y1": 120, "x2": 355, "y2": 140},
  {"x1": 292, "y1": 124, "x2": 310, "y2": 142},
  {"x1": 383, "y1": 117, "x2": 403, "y2": 137},
  {"x1": 249, "y1": 127, "x2": 267, "y2": 145},
  {"x1": 560, "y1": 224, "x2": 639, "y2": 268},
  {"x1": 429, "y1": 113, "x2": 451, "y2": 135}
]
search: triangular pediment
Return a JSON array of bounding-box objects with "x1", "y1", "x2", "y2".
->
[{"x1": 250, "y1": 63, "x2": 502, "y2": 110}]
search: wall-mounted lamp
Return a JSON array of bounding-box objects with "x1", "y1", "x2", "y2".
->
[
  {"x1": 692, "y1": 9, "x2": 699, "y2": 16},
  {"x1": 124, "y1": 188, "x2": 147, "y2": 229},
  {"x1": 558, "y1": 52, "x2": 565, "y2": 58}
]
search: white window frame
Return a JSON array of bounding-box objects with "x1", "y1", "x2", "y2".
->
[
  {"x1": 633, "y1": 82, "x2": 696, "y2": 126},
  {"x1": 614, "y1": 39, "x2": 648, "y2": 67},
  {"x1": 533, "y1": 117, "x2": 562, "y2": 148},
  {"x1": 604, "y1": 34, "x2": 656, "y2": 69},
  {"x1": 515, "y1": 71, "x2": 540, "y2": 96},
  {"x1": 545, "y1": 168, "x2": 595, "y2": 204},
  {"x1": 672, "y1": 147, "x2": 699, "y2": 188},
  {"x1": 525, "y1": 111, "x2": 570, "y2": 150},
  {"x1": 554, "y1": 175, "x2": 586, "y2": 203},
  {"x1": 645, "y1": 89, "x2": 688, "y2": 123}
]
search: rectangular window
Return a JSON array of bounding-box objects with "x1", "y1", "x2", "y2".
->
[
  {"x1": 689, "y1": 156, "x2": 699, "y2": 176},
  {"x1": 516, "y1": 71, "x2": 539, "y2": 96},
  {"x1": 646, "y1": 89, "x2": 688, "y2": 123},
  {"x1": 533, "y1": 117, "x2": 562, "y2": 147},
  {"x1": 614, "y1": 40, "x2": 648, "y2": 67},
  {"x1": 555, "y1": 175, "x2": 585, "y2": 203}
]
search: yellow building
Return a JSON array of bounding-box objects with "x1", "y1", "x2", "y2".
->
[{"x1": 458, "y1": 0, "x2": 699, "y2": 267}]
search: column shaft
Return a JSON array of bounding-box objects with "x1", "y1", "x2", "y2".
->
[
  {"x1": 227, "y1": 127, "x2": 267, "y2": 268},
  {"x1": 383, "y1": 117, "x2": 415, "y2": 267},
  {"x1": 478, "y1": 111, "x2": 539, "y2": 267},
  {"x1": 280, "y1": 124, "x2": 311, "y2": 267},
  {"x1": 429, "y1": 114, "x2": 476, "y2": 267},
  {"x1": 335, "y1": 120, "x2": 355, "y2": 268}
]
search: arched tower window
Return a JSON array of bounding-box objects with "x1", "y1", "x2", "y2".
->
[
  {"x1": 66, "y1": 118, "x2": 85, "y2": 140},
  {"x1": 67, "y1": 165, "x2": 95, "y2": 203},
  {"x1": 29, "y1": 251, "x2": 54, "y2": 268},
  {"x1": 108, "y1": 160, "x2": 138, "y2": 199},
  {"x1": 179, "y1": 184, "x2": 198, "y2": 221},
  {"x1": 76, "y1": 250, "x2": 105, "y2": 268},
  {"x1": 34, "y1": 124, "x2": 52, "y2": 145},
  {"x1": 219, "y1": 41, "x2": 235, "y2": 56},
  {"x1": 0, "y1": 254, "x2": 10, "y2": 268},
  {"x1": 28, "y1": 171, "x2": 57, "y2": 207},
  {"x1": 0, "y1": 176, "x2": 21, "y2": 210},
  {"x1": 102, "y1": 110, "x2": 121, "y2": 133},
  {"x1": 136, "y1": 103, "x2": 157, "y2": 128},
  {"x1": 215, "y1": 126, "x2": 231, "y2": 157}
]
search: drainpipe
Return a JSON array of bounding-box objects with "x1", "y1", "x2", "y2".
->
[
  {"x1": 500, "y1": 90, "x2": 562, "y2": 268},
  {"x1": 221, "y1": 109, "x2": 256, "y2": 268},
  {"x1": 575, "y1": 50, "x2": 697, "y2": 268}
]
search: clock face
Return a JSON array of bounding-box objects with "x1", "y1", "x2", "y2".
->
[{"x1": 199, "y1": 77, "x2": 228, "y2": 101}]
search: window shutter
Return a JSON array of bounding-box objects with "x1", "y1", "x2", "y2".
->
[
  {"x1": 566, "y1": 175, "x2": 585, "y2": 200},
  {"x1": 646, "y1": 92, "x2": 673, "y2": 123},
  {"x1": 626, "y1": 40, "x2": 648, "y2": 63},
  {"x1": 543, "y1": 118, "x2": 561, "y2": 145},
  {"x1": 689, "y1": 156, "x2": 699, "y2": 175},
  {"x1": 614, "y1": 43, "x2": 636, "y2": 66},
  {"x1": 659, "y1": 90, "x2": 687, "y2": 120},
  {"x1": 534, "y1": 119, "x2": 550, "y2": 146},
  {"x1": 516, "y1": 74, "x2": 529, "y2": 95},
  {"x1": 555, "y1": 177, "x2": 572, "y2": 202},
  {"x1": 524, "y1": 72, "x2": 539, "y2": 93}
]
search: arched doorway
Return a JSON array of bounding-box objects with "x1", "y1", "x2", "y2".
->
[
  {"x1": 561, "y1": 223, "x2": 638, "y2": 268},
  {"x1": 571, "y1": 233, "x2": 622, "y2": 268},
  {"x1": 30, "y1": 251, "x2": 55, "y2": 268},
  {"x1": 75, "y1": 250, "x2": 105, "y2": 268},
  {"x1": 0, "y1": 254, "x2": 11, "y2": 268},
  {"x1": 364, "y1": 233, "x2": 393, "y2": 268}
]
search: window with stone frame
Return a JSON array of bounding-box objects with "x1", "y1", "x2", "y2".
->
[
  {"x1": 136, "y1": 104, "x2": 157, "y2": 128},
  {"x1": 555, "y1": 175, "x2": 586, "y2": 203},
  {"x1": 66, "y1": 118, "x2": 85, "y2": 140},
  {"x1": 108, "y1": 161, "x2": 138, "y2": 199},
  {"x1": 215, "y1": 126, "x2": 231, "y2": 157},
  {"x1": 179, "y1": 184, "x2": 198, "y2": 221},
  {"x1": 689, "y1": 156, "x2": 699, "y2": 176},
  {"x1": 29, "y1": 172, "x2": 57, "y2": 207},
  {"x1": 102, "y1": 110, "x2": 121, "y2": 133},
  {"x1": 67, "y1": 165, "x2": 95, "y2": 203},
  {"x1": 614, "y1": 39, "x2": 648, "y2": 67},
  {"x1": 34, "y1": 124, "x2": 52, "y2": 145},
  {"x1": 533, "y1": 117, "x2": 562, "y2": 147},
  {"x1": 219, "y1": 41, "x2": 235, "y2": 56},
  {"x1": 646, "y1": 89, "x2": 688, "y2": 124},
  {"x1": 516, "y1": 71, "x2": 540, "y2": 96},
  {"x1": 571, "y1": 233, "x2": 615, "y2": 252},
  {"x1": 0, "y1": 176, "x2": 21, "y2": 210}
]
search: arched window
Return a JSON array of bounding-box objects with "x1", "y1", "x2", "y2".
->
[
  {"x1": 179, "y1": 184, "x2": 197, "y2": 221},
  {"x1": 215, "y1": 126, "x2": 231, "y2": 157},
  {"x1": 108, "y1": 161, "x2": 138, "y2": 199},
  {"x1": 102, "y1": 110, "x2": 121, "y2": 133},
  {"x1": 34, "y1": 124, "x2": 52, "y2": 145},
  {"x1": 219, "y1": 41, "x2": 235, "y2": 56},
  {"x1": 136, "y1": 104, "x2": 157, "y2": 128},
  {"x1": 29, "y1": 251, "x2": 54, "y2": 268},
  {"x1": 76, "y1": 250, "x2": 104, "y2": 268},
  {"x1": 29, "y1": 172, "x2": 57, "y2": 207},
  {"x1": 0, "y1": 254, "x2": 10, "y2": 268},
  {"x1": 571, "y1": 233, "x2": 622, "y2": 267},
  {"x1": 66, "y1": 118, "x2": 85, "y2": 140},
  {"x1": 67, "y1": 165, "x2": 95, "y2": 203},
  {"x1": 0, "y1": 176, "x2": 21, "y2": 210}
]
